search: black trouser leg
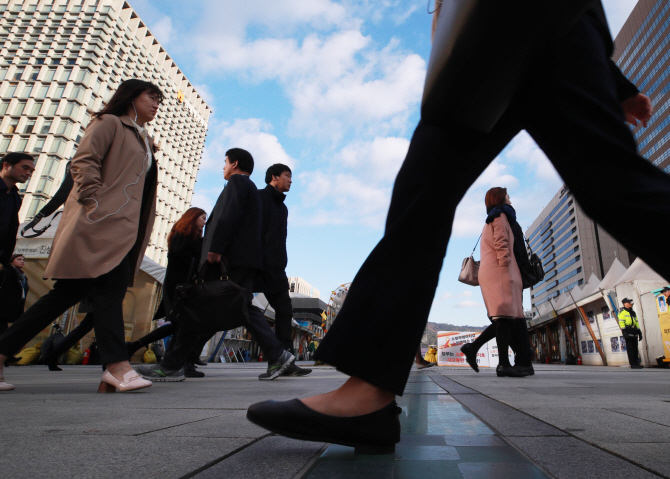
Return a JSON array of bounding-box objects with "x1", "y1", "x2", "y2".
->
[
  {"x1": 160, "y1": 326, "x2": 210, "y2": 370},
  {"x1": 0, "y1": 279, "x2": 87, "y2": 358},
  {"x1": 314, "y1": 120, "x2": 519, "y2": 396},
  {"x1": 471, "y1": 323, "x2": 496, "y2": 352},
  {"x1": 625, "y1": 336, "x2": 639, "y2": 366},
  {"x1": 46, "y1": 313, "x2": 95, "y2": 360},
  {"x1": 496, "y1": 319, "x2": 513, "y2": 368},
  {"x1": 512, "y1": 318, "x2": 533, "y2": 367},
  {"x1": 128, "y1": 323, "x2": 177, "y2": 357},
  {"x1": 264, "y1": 289, "x2": 294, "y2": 354},
  {"x1": 0, "y1": 320, "x2": 8, "y2": 337}
]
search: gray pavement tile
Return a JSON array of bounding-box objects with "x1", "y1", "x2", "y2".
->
[
  {"x1": 393, "y1": 460, "x2": 463, "y2": 478},
  {"x1": 319, "y1": 444, "x2": 395, "y2": 462},
  {"x1": 398, "y1": 395, "x2": 494, "y2": 436},
  {"x1": 604, "y1": 405, "x2": 670, "y2": 428},
  {"x1": 307, "y1": 461, "x2": 395, "y2": 479},
  {"x1": 194, "y1": 436, "x2": 325, "y2": 479},
  {"x1": 398, "y1": 435, "x2": 446, "y2": 447},
  {"x1": 403, "y1": 382, "x2": 448, "y2": 394},
  {"x1": 444, "y1": 435, "x2": 507, "y2": 447},
  {"x1": 430, "y1": 374, "x2": 479, "y2": 394},
  {"x1": 601, "y1": 442, "x2": 670, "y2": 478},
  {"x1": 143, "y1": 409, "x2": 270, "y2": 438},
  {"x1": 506, "y1": 437, "x2": 662, "y2": 479},
  {"x1": 453, "y1": 446, "x2": 534, "y2": 464},
  {"x1": 451, "y1": 393, "x2": 567, "y2": 437},
  {"x1": 394, "y1": 445, "x2": 459, "y2": 461},
  {"x1": 0, "y1": 435, "x2": 251, "y2": 479},
  {"x1": 458, "y1": 462, "x2": 548, "y2": 479}
]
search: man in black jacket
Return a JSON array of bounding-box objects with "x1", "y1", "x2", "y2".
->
[
  {"x1": 0, "y1": 153, "x2": 35, "y2": 266},
  {"x1": 256, "y1": 164, "x2": 311, "y2": 377},
  {"x1": 138, "y1": 149, "x2": 294, "y2": 381}
]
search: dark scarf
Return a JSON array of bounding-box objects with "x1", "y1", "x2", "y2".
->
[
  {"x1": 623, "y1": 307, "x2": 637, "y2": 318},
  {"x1": 486, "y1": 204, "x2": 530, "y2": 267}
]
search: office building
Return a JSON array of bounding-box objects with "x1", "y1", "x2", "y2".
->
[
  {"x1": 0, "y1": 0, "x2": 211, "y2": 266},
  {"x1": 288, "y1": 277, "x2": 321, "y2": 299},
  {"x1": 526, "y1": 186, "x2": 632, "y2": 310},
  {"x1": 614, "y1": 0, "x2": 670, "y2": 173}
]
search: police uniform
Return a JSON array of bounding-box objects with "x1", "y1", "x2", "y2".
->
[{"x1": 618, "y1": 299, "x2": 642, "y2": 368}]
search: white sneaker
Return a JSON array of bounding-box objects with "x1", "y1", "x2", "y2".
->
[{"x1": 0, "y1": 376, "x2": 15, "y2": 391}]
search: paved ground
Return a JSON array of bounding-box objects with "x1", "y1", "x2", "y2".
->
[{"x1": 0, "y1": 362, "x2": 668, "y2": 478}]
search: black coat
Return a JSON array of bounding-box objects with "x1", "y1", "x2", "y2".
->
[
  {"x1": 0, "y1": 179, "x2": 21, "y2": 266},
  {"x1": 0, "y1": 265, "x2": 29, "y2": 321},
  {"x1": 255, "y1": 185, "x2": 289, "y2": 293},
  {"x1": 161, "y1": 232, "x2": 202, "y2": 314},
  {"x1": 200, "y1": 174, "x2": 262, "y2": 271}
]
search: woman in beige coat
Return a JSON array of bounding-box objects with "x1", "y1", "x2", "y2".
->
[
  {"x1": 478, "y1": 187, "x2": 527, "y2": 377},
  {"x1": 0, "y1": 79, "x2": 162, "y2": 393}
]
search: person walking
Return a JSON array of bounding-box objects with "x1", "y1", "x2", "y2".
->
[
  {"x1": 137, "y1": 149, "x2": 294, "y2": 381},
  {"x1": 256, "y1": 164, "x2": 311, "y2": 377},
  {"x1": 0, "y1": 254, "x2": 30, "y2": 368},
  {"x1": 0, "y1": 153, "x2": 35, "y2": 267},
  {"x1": 0, "y1": 79, "x2": 162, "y2": 393},
  {"x1": 618, "y1": 298, "x2": 643, "y2": 369},
  {"x1": 246, "y1": 1, "x2": 670, "y2": 454}
]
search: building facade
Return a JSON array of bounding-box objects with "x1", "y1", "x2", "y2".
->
[
  {"x1": 0, "y1": 0, "x2": 211, "y2": 266},
  {"x1": 287, "y1": 277, "x2": 321, "y2": 299},
  {"x1": 526, "y1": 186, "x2": 632, "y2": 311},
  {"x1": 614, "y1": 0, "x2": 670, "y2": 173}
]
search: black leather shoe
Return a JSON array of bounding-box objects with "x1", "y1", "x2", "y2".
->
[
  {"x1": 513, "y1": 364, "x2": 534, "y2": 376},
  {"x1": 460, "y1": 343, "x2": 479, "y2": 373},
  {"x1": 496, "y1": 365, "x2": 528, "y2": 377},
  {"x1": 247, "y1": 399, "x2": 401, "y2": 454},
  {"x1": 185, "y1": 368, "x2": 205, "y2": 378}
]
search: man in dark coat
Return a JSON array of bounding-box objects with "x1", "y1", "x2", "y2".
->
[
  {"x1": 0, "y1": 153, "x2": 35, "y2": 266},
  {"x1": 137, "y1": 148, "x2": 294, "y2": 381},
  {"x1": 256, "y1": 164, "x2": 311, "y2": 377}
]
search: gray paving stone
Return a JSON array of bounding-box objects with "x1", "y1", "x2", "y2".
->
[
  {"x1": 430, "y1": 374, "x2": 479, "y2": 394},
  {"x1": 458, "y1": 462, "x2": 547, "y2": 479},
  {"x1": 444, "y1": 435, "x2": 507, "y2": 447},
  {"x1": 601, "y1": 442, "x2": 670, "y2": 478}
]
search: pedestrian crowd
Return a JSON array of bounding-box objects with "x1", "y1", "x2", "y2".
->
[{"x1": 1, "y1": 0, "x2": 670, "y2": 458}]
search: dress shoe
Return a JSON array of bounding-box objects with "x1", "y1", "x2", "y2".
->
[
  {"x1": 416, "y1": 361, "x2": 437, "y2": 369},
  {"x1": 185, "y1": 363, "x2": 205, "y2": 378},
  {"x1": 0, "y1": 376, "x2": 15, "y2": 391},
  {"x1": 98, "y1": 370, "x2": 153, "y2": 392},
  {"x1": 513, "y1": 364, "x2": 534, "y2": 376},
  {"x1": 247, "y1": 399, "x2": 401, "y2": 454},
  {"x1": 631, "y1": 364, "x2": 644, "y2": 369},
  {"x1": 47, "y1": 361, "x2": 62, "y2": 372},
  {"x1": 258, "y1": 350, "x2": 294, "y2": 380},
  {"x1": 496, "y1": 365, "x2": 529, "y2": 377},
  {"x1": 193, "y1": 358, "x2": 207, "y2": 366},
  {"x1": 460, "y1": 343, "x2": 479, "y2": 373}
]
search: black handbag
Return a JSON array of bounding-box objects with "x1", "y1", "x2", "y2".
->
[
  {"x1": 423, "y1": 0, "x2": 593, "y2": 132},
  {"x1": 521, "y1": 236, "x2": 545, "y2": 289},
  {"x1": 171, "y1": 261, "x2": 248, "y2": 333}
]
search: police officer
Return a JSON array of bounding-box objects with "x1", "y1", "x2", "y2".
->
[{"x1": 618, "y1": 298, "x2": 643, "y2": 369}]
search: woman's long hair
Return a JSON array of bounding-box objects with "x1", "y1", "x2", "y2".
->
[
  {"x1": 93, "y1": 79, "x2": 164, "y2": 119},
  {"x1": 485, "y1": 187, "x2": 507, "y2": 213},
  {"x1": 167, "y1": 207, "x2": 206, "y2": 248}
]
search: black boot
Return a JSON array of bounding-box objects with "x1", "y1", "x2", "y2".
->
[{"x1": 495, "y1": 319, "x2": 527, "y2": 377}]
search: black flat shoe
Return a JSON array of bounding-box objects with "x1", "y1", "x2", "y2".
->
[
  {"x1": 247, "y1": 399, "x2": 401, "y2": 454},
  {"x1": 496, "y1": 365, "x2": 528, "y2": 377},
  {"x1": 48, "y1": 362, "x2": 62, "y2": 372},
  {"x1": 460, "y1": 343, "x2": 479, "y2": 373},
  {"x1": 513, "y1": 364, "x2": 534, "y2": 376},
  {"x1": 3, "y1": 356, "x2": 21, "y2": 367}
]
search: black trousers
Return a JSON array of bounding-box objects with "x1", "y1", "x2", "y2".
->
[
  {"x1": 161, "y1": 267, "x2": 285, "y2": 370},
  {"x1": 315, "y1": 17, "x2": 670, "y2": 396},
  {"x1": 0, "y1": 258, "x2": 131, "y2": 364},
  {"x1": 45, "y1": 313, "x2": 95, "y2": 361},
  {"x1": 263, "y1": 288, "x2": 294, "y2": 354},
  {"x1": 624, "y1": 335, "x2": 640, "y2": 367}
]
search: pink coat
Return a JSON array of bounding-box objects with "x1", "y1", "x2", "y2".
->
[{"x1": 478, "y1": 213, "x2": 523, "y2": 319}]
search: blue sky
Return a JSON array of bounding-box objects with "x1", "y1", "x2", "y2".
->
[{"x1": 130, "y1": 0, "x2": 638, "y2": 327}]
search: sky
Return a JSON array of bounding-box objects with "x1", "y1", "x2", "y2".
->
[{"x1": 130, "y1": 0, "x2": 639, "y2": 327}]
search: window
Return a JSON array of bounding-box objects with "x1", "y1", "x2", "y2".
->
[
  {"x1": 35, "y1": 57, "x2": 46, "y2": 65},
  {"x1": 60, "y1": 69, "x2": 72, "y2": 81},
  {"x1": 67, "y1": 58, "x2": 77, "y2": 66},
  {"x1": 54, "y1": 85, "x2": 66, "y2": 98},
  {"x1": 14, "y1": 101, "x2": 26, "y2": 115},
  {"x1": 35, "y1": 177, "x2": 54, "y2": 194},
  {"x1": 34, "y1": 137, "x2": 45, "y2": 152},
  {"x1": 31, "y1": 101, "x2": 43, "y2": 115},
  {"x1": 6, "y1": 120, "x2": 19, "y2": 134},
  {"x1": 41, "y1": 120, "x2": 52, "y2": 134},
  {"x1": 47, "y1": 101, "x2": 59, "y2": 116},
  {"x1": 76, "y1": 69, "x2": 91, "y2": 84},
  {"x1": 63, "y1": 102, "x2": 78, "y2": 119},
  {"x1": 42, "y1": 156, "x2": 60, "y2": 177},
  {"x1": 30, "y1": 70, "x2": 39, "y2": 81},
  {"x1": 50, "y1": 138, "x2": 66, "y2": 155},
  {"x1": 16, "y1": 137, "x2": 29, "y2": 151},
  {"x1": 27, "y1": 198, "x2": 46, "y2": 218},
  {"x1": 36, "y1": 85, "x2": 49, "y2": 98},
  {"x1": 13, "y1": 67, "x2": 25, "y2": 80},
  {"x1": 0, "y1": 137, "x2": 11, "y2": 152},
  {"x1": 56, "y1": 120, "x2": 73, "y2": 137},
  {"x1": 44, "y1": 68, "x2": 56, "y2": 81},
  {"x1": 0, "y1": 102, "x2": 8, "y2": 115},
  {"x1": 23, "y1": 120, "x2": 36, "y2": 134},
  {"x1": 70, "y1": 85, "x2": 85, "y2": 101},
  {"x1": 5, "y1": 84, "x2": 18, "y2": 97},
  {"x1": 0, "y1": 69, "x2": 6, "y2": 82}
]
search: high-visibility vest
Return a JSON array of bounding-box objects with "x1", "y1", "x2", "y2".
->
[{"x1": 618, "y1": 309, "x2": 639, "y2": 329}]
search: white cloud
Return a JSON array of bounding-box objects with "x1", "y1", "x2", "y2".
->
[
  {"x1": 200, "y1": 118, "x2": 298, "y2": 176},
  {"x1": 151, "y1": 16, "x2": 173, "y2": 45},
  {"x1": 339, "y1": 136, "x2": 409, "y2": 182},
  {"x1": 190, "y1": 191, "x2": 215, "y2": 214},
  {"x1": 440, "y1": 292, "x2": 452, "y2": 300},
  {"x1": 193, "y1": 83, "x2": 214, "y2": 106},
  {"x1": 455, "y1": 300, "x2": 483, "y2": 308}
]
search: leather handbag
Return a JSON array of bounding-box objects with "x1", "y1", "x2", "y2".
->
[
  {"x1": 171, "y1": 262, "x2": 248, "y2": 333},
  {"x1": 423, "y1": 0, "x2": 593, "y2": 132},
  {"x1": 521, "y1": 236, "x2": 545, "y2": 289},
  {"x1": 458, "y1": 235, "x2": 481, "y2": 286}
]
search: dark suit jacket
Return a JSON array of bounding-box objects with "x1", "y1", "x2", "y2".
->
[
  {"x1": 161, "y1": 232, "x2": 202, "y2": 314},
  {"x1": 255, "y1": 184, "x2": 289, "y2": 293},
  {"x1": 200, "y1": 174, "x2": 262, "y2": 271},
  {"x1": 0, "y1": 265, "x2": 29, "y2": 321},
  {"x1": 0, "y1": 178, "x2": 21, "y2": 266}
]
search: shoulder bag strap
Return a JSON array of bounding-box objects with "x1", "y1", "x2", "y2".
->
[{"x1": 471, "y1": 234, "x2": 482, "y2": 256}]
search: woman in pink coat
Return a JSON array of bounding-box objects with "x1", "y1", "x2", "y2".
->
[{"x1": 478, "y1": 187, "x2": 527, "y2": 377}]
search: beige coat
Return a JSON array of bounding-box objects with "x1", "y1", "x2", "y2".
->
[
  {"x1": 479, "y1": 213, "x2": 523, "y2": 319},
  {"x1": 43, "y1": 114, "x2": 157, "y2": 286}
]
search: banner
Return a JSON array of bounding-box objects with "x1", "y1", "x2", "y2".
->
[
  {"x1": 437, "y1": 331, "x2": 513, "y2": 368},
  {"x1": 653, "y1": 288, "x2": 670, "y2": 361}
]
